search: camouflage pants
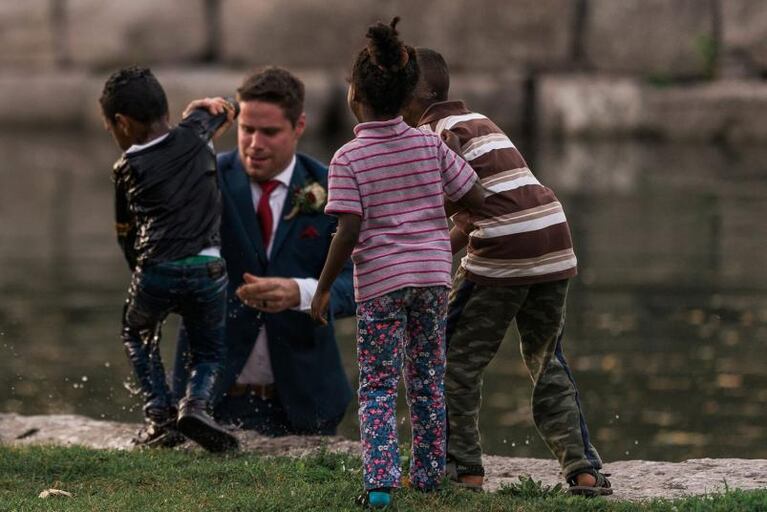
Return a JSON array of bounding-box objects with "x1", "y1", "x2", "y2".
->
[{"x1": 445, "y1": 268, "x2": 602, "y2": 479}]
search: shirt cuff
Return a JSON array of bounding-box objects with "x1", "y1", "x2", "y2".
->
[{"x1": 292, "y1": 278, "x2": 318, "y2": 312}]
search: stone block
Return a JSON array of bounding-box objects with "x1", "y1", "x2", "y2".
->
[
  {"x1": 449, "y1": 71, "x2": 529, "y2": 136},
  {"x1": 82, "y1": 67, "x2": 339, "y2": 144},
  {"x1": 220, "y1": 0, "x2": 575, "y2": 71},
  {"x1": 721, "y1": 0, "x2": 767, "y2": 77},
  {"x1": 66, "y1": 0, "x2": 208, "y2": 69},
  {"x1": 429, "y1": 0, "x2": 576, "y2": 72},
  {"x1": 0, "y1": 1, "x2": 56, "y2": 68},
  {"x1": 645, "y1": 81, "x2": 767, "y2": 143},
  {"x1": 0, "y1": 71, "x2": 89, "y2": 127},
  {"x1": 536, "y1": 75, "x2": 646, "y2": 138},
  {"x1": 537, "y1": 75, "x2": 767, "y2": 143},
  {"x1": 220, "y1": 0, "x2": 378, "y2": 69},
  {"x1": 583, "y1": 0, "x2": 716, "y2": 79}
]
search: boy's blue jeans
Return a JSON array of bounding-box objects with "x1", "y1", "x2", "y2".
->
[{"x1": 121, "y1": 258, "x2": 228, "y2": 421}]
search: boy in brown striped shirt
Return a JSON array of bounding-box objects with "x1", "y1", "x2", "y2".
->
[{"x1": 402, "y1": 48, "x2": 611, "y2": 496}]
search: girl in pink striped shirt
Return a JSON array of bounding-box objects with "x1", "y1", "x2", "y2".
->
[{"x1": 310, "y1": 18, "x2": 483, "y2": 508}]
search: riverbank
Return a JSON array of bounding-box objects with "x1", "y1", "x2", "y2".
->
[
  {"x1": 2, "y1": 413, "x2": 767, "y2": 504},
  {"x1": 7, "y1": 444, "x2": 767, "y2": 511}
]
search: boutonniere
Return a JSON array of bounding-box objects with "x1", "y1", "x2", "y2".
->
[{"x1": 284, "y1": 181, "x2": 327, "y2": 220}]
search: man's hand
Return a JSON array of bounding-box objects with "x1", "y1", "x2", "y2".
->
[
  {"x1": 182, "y1": 97, "x2": 236, "y2": 140},
  {"x1": 310, "y1": 290, "x2": 331, "y2": 326},
  {"x1": 236, "y1": 273, "x2": 300, "y2": 313}
]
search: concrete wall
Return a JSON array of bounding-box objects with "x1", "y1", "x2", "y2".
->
[{"x1": 2, "y1": 0, "x2": 767, "y2": 140}]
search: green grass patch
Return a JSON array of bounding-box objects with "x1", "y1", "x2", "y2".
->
[{"x1": 1, "y1": 445, "x2": 767, "y2": 511}]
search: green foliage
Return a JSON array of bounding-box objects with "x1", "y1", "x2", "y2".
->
[
  {"x1": 695, "y1": 33, "x2": 719, "y2": 81},
  {"x1": 2, "y1": 445, "x2": 767, "y2": 511},
  {"x1": 498, "y1": 475, "x2": 565, "y2": 498}
]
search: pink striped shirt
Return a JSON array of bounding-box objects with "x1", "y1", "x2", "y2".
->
[{"x1": 326, "y1": 117, "x2": 477, "y2": 302}]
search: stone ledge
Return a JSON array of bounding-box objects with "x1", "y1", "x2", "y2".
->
[
  {"x1": 3, "y1": 413, "x2": 767, "y2": 501},
  {"x1": 537, "y1": 75, "x2": 767, "y2": 142},
  {"x1": 5, "y1": 69, "x2": 767, "y2": 143},
  {"x1": 0, "y1": 68, "x2": 527, "y2": 135}
]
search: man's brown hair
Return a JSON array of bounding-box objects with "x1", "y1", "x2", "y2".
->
[{"x1": 237, "y1": 67, "x2": 305, "y2": 126}]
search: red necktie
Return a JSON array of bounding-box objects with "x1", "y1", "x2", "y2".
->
[{"x1": 257, "y1": 180, "x2": 280, "y2": 247}]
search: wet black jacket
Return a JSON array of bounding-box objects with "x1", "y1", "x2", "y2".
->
[{"x1": 113, "y1": 107, "x2": 234, "y2": 269}]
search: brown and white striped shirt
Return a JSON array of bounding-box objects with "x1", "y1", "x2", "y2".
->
[{"x1": 417, "y1": 101, "x2": 577, "y2": 286}]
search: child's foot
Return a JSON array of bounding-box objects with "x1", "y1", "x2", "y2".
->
[
  {"x1": 368, "y1": 490, "x2": 391, "y2": 508},
  {"x1": 567, "y1": 469, "x2": 613, "y2": 497},
  {"x1": 177, "y1": 400, "x2": 239, "y2": 453},
  {"x1": 446, "y1": 460, "x2": 484, "y2": 491},
  {"x1": 356, "y1": 488, "x2": 391, "y2": 509},
  {"x1": 131, "y1": 419, "x2": 185, "y2": 448}
]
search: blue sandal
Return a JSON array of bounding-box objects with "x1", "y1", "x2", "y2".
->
[{"x1": 356, "y1": 488, "x2": 392, "y2": 509}]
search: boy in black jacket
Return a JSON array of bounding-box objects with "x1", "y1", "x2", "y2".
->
[{"x1": 101, "y1": 66, "x2": 238, "y2": 452}]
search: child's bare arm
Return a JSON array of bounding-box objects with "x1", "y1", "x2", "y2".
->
[
  {"x1": 454, "y1": 180, "x2": 485, "y2": 211},
  {"x1": 440, "y1": 129, "x2": 485, "y2": 212},
  {"x1": 311, "y1": 214, "x2": 362, "y2": 325},
  {"x1": 440, "y1": 129, "x2": 462, "y2": 153},
  {"x1": 450, "y1": 225, "x2": 470, "y2": 254}
]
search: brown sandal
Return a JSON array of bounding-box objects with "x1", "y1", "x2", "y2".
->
[
  {"x1": 446, "y1": 461, "x2": 484, "y2": 491},
  {"x1": 567, "y1": 469, "x2": 613, "y2": 497}
]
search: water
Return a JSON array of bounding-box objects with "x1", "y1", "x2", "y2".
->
[{"x1": 1, "y1": 130, "x2": 766, "y2": 462}]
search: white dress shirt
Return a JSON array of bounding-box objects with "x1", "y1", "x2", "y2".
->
[{"x1": 236, "y1": 155, "x2": 318, "y2": 385}]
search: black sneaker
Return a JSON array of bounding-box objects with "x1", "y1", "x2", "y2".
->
[
  {"x1": 132, "y1": 419, "x2": 186, "y2": 448},
  {"x1": 177, "y1": 400, "x2": 239, "y2": 453}
]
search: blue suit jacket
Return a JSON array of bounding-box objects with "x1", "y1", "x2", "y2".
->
[{"x1": 174, "y1": 151, "x2": 355, "y2": 431}]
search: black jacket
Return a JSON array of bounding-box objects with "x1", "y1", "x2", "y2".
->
[{"x1": 112, "y1": 108, "x2": 233, "y2": 269}]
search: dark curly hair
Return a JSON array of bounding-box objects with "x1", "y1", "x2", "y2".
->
[
  {"x1": 237, "y1": 66, "x2": 305, "y2": 126},
  {"x1": 351, "y1": 17, "x2": 419, "y2": 118},
  {"x1": 99, "y1": 66, "x2": 168, "y2": 124}
]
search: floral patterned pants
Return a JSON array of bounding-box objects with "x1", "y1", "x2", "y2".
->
[{"x1": 356, "y1": 286, "x2": 449, "y2": 491}]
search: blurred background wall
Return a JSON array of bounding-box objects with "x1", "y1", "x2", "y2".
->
[{"x1": 2, "y1": 0, "x2": 767, "y2": 142}]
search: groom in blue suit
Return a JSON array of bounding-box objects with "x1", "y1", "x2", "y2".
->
[{"x1": 174, "y1": 67, "x2": 355, "y2": 435}]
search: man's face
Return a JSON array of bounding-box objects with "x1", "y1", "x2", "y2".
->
[{"x1": 237, "y1": 100, "x2": 305, "y2": 182}]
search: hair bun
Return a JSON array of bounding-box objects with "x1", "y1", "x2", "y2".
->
[{"x1": 366, "y1": 17, "x2": 409, "y2": 72}]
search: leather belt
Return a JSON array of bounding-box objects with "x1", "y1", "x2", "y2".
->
[{"x1": 227, "y1": 382, "x2": 276, "y2": 400}]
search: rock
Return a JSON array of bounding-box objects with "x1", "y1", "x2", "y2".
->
[
  {"x1": 722, "y1": 0, "x2": 767, "y2": 78},
  {"x1": 0, "y1": 1, "x2": 57, "y2": 68},
  {"x1": 219, "y1": 0, "x2": 377, "y2": 70},
  {"x1": 3, "y1": 413, "x2": 767, "y2": 501},
  {"x1": 220, "y1": 0, "x2": 575, "y2": 72},
  {"x1": 645, "y1": 80, "x2": 767, "y2": 143},
  {"x1": 450, "y1": 71, "x2": 529, "y2": 136},
  {"x1": 582, "y1": 0, "x2": 716, "y2": 79},
  {"x1": 0, "y1": 71, "x2": 89, "y2": 127},
  {"x1": 65, "y1": 0, "x2": 209, "y2": 69},
  {"x1": 80, "y1": 67, "x2": 339, "y2": 135},
  {"x1": 537, "y1": 75, "x2": 767, "y2": 143},
  {"x1": 418, "y1": 0, "x2": 576, "y2": 72},
  {"x1": 536, "y1": 75, "x2": 646, "y2": 138}
]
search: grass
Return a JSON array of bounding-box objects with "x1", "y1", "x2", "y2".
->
[{"x1": 1, "y1": 445, "x2": 767, "y2": 511}]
